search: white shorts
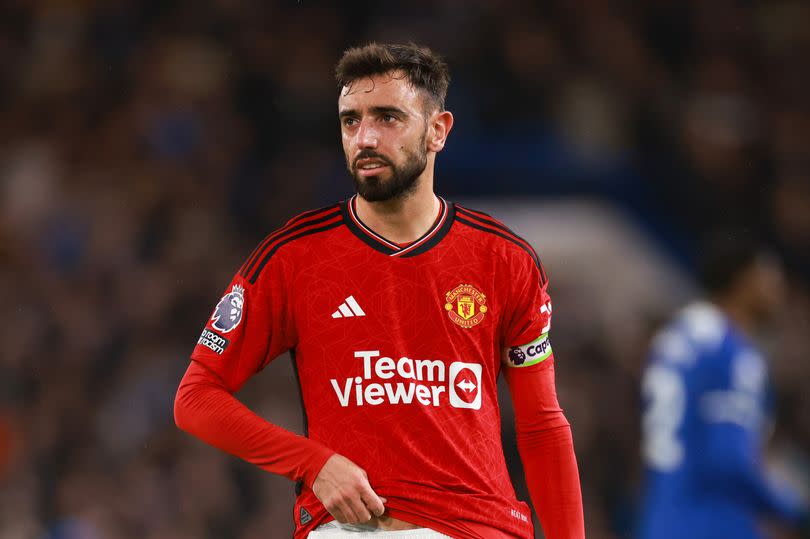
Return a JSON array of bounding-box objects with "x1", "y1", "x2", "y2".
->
[{"x1": 307, "y1": 522, "x2": 451, "y2": 538}]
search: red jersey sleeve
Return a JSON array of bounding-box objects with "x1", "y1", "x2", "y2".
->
[
  {"x1": 501, "y1": 248, "x2": 586, "y2": 539},
  {"x1": 504, "y1": 359, "x2": 585, "y2": 539},
  {"x1": 191, "y1": 253, "x2": 295, "y2": 392},
  {"x1": 502, "y1": 249, "x2": 553, "y2": 365},
  {"x1": 178, "y1": 246, "x2": 333, "y2": 487}
]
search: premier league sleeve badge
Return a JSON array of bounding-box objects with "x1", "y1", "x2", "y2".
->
[{"x1": 211, "y1": 284, "x2": 245, "y2": 333}]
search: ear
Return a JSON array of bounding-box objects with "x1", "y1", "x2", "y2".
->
[{"x1": 427, "y1": 110, "x2": 454, "y2": 153}]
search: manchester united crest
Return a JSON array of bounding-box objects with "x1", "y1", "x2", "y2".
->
[{"x1": 444, "y1": 284, "x2": 487, "y2": 328}]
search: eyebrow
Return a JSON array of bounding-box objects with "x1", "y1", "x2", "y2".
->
[{"x1": 338, "y1": 106, "x2": 410, "y2": 119}]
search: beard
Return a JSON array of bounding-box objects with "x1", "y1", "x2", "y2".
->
[{"x1": 348, "y1": 133, "x2": 428, "y2": 202}]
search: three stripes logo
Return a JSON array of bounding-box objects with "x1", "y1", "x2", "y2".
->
[
  {"x1": 332, "y1": 295, "x2": 365, "y2": 318},
  {"x1": 299, "y1": 506, "x2": 312, "y2": 525}
]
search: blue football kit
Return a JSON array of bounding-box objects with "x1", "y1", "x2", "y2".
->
[{"x1": 637, "y1": 302, "x2": 807, "y2": 539}]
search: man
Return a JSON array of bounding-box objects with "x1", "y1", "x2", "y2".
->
[
  {"x1": 175, "y1": 42, "x2": 585, "y2": 539},
  {"x1": 637, "y1": 232, "x2": 809, "y2": 539}
]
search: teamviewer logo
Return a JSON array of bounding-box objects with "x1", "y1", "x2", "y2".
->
[{"x1": 448, "y1": 362, "x2": 482, "y2": 410}]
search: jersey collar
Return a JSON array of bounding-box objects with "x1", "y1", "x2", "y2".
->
[{"x1": 341, "y1": 194, "x2": 455, "y2": 257}]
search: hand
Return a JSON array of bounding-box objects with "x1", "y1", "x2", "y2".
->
[{"x1": 312, "y1": 453, "x2": 387, "y2": 524}]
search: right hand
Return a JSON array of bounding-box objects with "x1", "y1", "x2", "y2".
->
[{"x1": 312, "y1": 453, "x2": 387, "y2": 524}]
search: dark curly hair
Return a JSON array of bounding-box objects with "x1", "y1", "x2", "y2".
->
[
  {"x1": 698, "y1": 229, "x2": 769, "y2": 295},
  {"x1": 335, "y1": 42, "x2": 450, "y2": 111}
]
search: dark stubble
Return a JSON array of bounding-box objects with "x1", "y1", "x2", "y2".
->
[{"x1": 348, "y1": 130, "x2": 428, "y2": 202}]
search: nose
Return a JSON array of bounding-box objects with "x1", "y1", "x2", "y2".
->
[{"x1": 356, "y1": 120, "x2": 379, "y2": 149}]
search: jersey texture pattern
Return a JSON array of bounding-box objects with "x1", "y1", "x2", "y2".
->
[{"x1": 191, "y1": 199, "x2": 555, "y2": 539}]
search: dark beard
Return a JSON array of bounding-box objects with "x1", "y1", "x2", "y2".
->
[{"x1": 349, "y1": 137, "x2": 428, "y2": 203}]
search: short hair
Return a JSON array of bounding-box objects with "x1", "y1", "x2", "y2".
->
[
  {"x1": 335, "y1": 42, "x2": 450, "y2": 111},
  {"x1": 697, "y1": 229, "x2": 768, "y2": 295}
]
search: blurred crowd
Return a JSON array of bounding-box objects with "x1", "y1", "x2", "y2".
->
[{"x1": 1, "y1": 1, "x2": 809, "y2": 538}]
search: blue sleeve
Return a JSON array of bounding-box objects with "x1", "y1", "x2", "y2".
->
[
  {"x1": 699, "y1": 422, "x2": 805, "y2": 522},
  {"x1": 696, "y1": 350, "x2": 806, "y2": 524}
]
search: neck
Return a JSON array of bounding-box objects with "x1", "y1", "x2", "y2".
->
[
  {"x1": 354, "y1": 165, "x2": 439, "y2": 244},
  {"x1": 715, "y1": 294, "x2": 757, "y2": 338}
]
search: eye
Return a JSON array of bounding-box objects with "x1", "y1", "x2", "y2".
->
[
  {"x1": 382, "y1": 113, "x2": 397, "y2": 123},
  {"x1": 343, "y1": 117, "x2": 358, "y2": 127}
]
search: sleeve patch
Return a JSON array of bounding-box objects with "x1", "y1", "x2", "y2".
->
[
  {"x1": 197, "y1": 329, "x2": 230, "y2": 355},
  {"x1": 505, "y1": 333, "x2": 552, "y2": 367},
  {"x1": 211, "y1": 284, "x2": 245, "y2": 333}
]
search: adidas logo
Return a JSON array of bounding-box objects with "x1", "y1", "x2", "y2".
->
[
  {"x1": 332, "y1": 296, "x2": 366, "y2": 318},
  {"x1": 299, "y1": 506, "x2": 312, "y2": 525}
]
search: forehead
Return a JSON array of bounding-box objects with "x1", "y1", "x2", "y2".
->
[{"x1": 338, "y1": 71, "x2": 424, "y2": 112}]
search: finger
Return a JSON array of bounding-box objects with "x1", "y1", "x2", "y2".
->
[
  {"x1": 346, "y1": 493, "x2": 373, "y2": 523},
  {"x1": 360, "y1": 486, "x2": 386, "y2": 517},
  {"x1": 328, "y1": 505, "x2": 347, "y2": 524},
  {"x1": 328, "y1": 499, "x2": 353, "y2": 524},
  {"x1": 337, "y1": 500, "x2": 361, "y2": 524}
]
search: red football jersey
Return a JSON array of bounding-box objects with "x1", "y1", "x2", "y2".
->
[{"x1": 191, "y1": 196, "x2": 554, "y2": 539}]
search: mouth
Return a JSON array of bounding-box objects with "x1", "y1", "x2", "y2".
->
[{"x1": 355, "y1": 158, "x2": 389, "y2": 177}]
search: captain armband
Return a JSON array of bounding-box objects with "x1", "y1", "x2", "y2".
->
[{"x1": 503, "y1": 333, "x2": 553, "y2": 367}]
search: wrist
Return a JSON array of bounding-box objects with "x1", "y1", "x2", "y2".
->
[{"x1": 302, "y1": 444, "x2": 336, "y2": 488}]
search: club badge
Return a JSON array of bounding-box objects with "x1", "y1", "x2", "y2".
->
[
  {"x1": 211, "y1": 284, "x2": 245, "y2": 333},
  {"x1": 445, "y1": 284, "x2": 487, "y2": 328}
]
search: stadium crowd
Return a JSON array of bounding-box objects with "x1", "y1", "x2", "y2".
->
[{"x1": 0, "y1": 1, "x2": 808, "y2": 538}]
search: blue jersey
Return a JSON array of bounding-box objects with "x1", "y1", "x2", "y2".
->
[{"x1": 637, "y1": 302, "x2": 805, "y2": 539}]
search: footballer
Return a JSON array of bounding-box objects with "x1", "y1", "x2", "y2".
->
[{"x1": 175, "y1": 42, "x2": 585, "y2": 539}]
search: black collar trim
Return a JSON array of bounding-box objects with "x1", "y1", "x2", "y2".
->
[{"x1": 341, "y1": 195, "x2": 455, "y2": 257}]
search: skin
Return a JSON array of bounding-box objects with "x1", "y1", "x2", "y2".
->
[
  {"x1": 310, "y1": 71, "x2": 454, "y2": 529},
  {"x1": 338, "y1": 70, "x2": 453, "y2": 244}
]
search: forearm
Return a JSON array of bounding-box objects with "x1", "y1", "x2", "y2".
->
[
  {"x1": 174, "y1": 361, "x2": 334, "y2": 487},
  {"x1": 505, "y1": 358, "x2": 585, "y2": 539},
  {"x1": 518, "y1": 423, "x2": 585, "y2": 539}
]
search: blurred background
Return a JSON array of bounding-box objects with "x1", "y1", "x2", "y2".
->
[{"x1": 1, "y1": 0, "x2": 809, "y2": 538}]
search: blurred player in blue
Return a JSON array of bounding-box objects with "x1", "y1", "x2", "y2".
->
[{"x1": 637, "y1": 231, "x2": 809, "y2": 539}]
